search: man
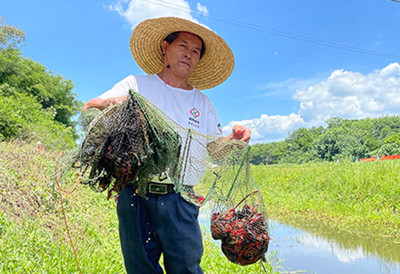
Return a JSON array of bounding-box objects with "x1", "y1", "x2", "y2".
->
[{"x1": 82, "y1": 17, "x2": 250, "y2": 274}]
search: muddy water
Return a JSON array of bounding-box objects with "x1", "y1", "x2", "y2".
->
[{"x1": 199, "y1": 209, "x2": 400, "y2": 273}]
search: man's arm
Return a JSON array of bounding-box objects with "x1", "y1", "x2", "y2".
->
[
  {"x1": 81, "y1": 96, "x2": 127, "y2": 112},
  {"x1": 207, "y1": 125, "x2": 251, "y2": 161}
]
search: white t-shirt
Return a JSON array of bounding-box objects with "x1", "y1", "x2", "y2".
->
[
  {"x1": 99, "y1": 74, "x2": 222, "y2": 137},
  {"x1": 99, "y1": 74, "x2": 223, "y2": 186}
]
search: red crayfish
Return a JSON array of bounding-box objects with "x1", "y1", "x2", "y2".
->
[{"x1": 210, "y1": 191, "x2": 269, "y2": 266}]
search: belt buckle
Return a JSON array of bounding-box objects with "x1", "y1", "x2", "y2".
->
[{"x1": 148, "y1": 183, "x2": 168, "y2": 194}]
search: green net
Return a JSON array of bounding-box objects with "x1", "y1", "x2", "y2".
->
[{"x1": 56, "y1": 90, "x2": 269, "y2": 266}]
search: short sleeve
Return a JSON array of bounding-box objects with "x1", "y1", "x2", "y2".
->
[
  {"x1": 98, "y1": 75, "x2": 138, "y2": 99},
  {"x1": 206, "y1": 99, "x2": 223, "y2": 137}
]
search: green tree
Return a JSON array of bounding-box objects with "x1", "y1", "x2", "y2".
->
[
  {"x1": 250, "y1": 141, "x2": 288, "y2": 165},
  {"x1": 250, "y1": 143, "x2": 268, "y2": 165},
  {"x1": 282, "y1": 126, "x2": 323, "y2": 163},
  {"x1": 0, "y1": 49, "x2": 81, "y2": 127},
  {"x1": 0, "y1": 17, "x2": 81, "y2": 145},
  {"x1": 0, "y1": 16, "x2": 25, "y2": 50},
  {"x1": 251, "y1": 116, "x2": 400, "y2": 164},
  {"x1": 267, "y1": 141, "x2": 288, "y2": 164}
]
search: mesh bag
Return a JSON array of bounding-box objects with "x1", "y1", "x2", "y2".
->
[
  {"x1": 206, "y1": 146, "x2": 270, "y2": 266},
  {"x1": 56, "y1": 90, "x2": 269, "y2": 265},
  {"x1": 210, "y1": 190, "x2": 269, "y2": 265}
]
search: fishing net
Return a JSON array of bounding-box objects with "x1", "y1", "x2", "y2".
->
[
  {"x1": 56, "y1": 90, "x2": 269, "y2": 266},
  {"x1": 210, "y1": 190, "x2": 269, "y2": 265},
  {"x1": 206, "y1": 146, "x2": 270, "y2": 266}
]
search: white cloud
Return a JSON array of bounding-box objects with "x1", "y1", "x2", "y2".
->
[
  {"x1": 227, "y1": 63, "x2": 400, "y2": 143},
  {"x1": 223, "y1": 113, "x2": 305, "y2": 144},
  {"x1": 295, "y1": 62, "x2": 400, "y2": 124},
  {"x1": 108, "y1": 0, "x2": 206, "y2": 28},
  {"x1": 196, "y1": 3, "x2": 209, "y2": 16}
]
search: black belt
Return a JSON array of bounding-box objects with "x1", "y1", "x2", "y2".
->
[{"x1": 131, "y1": 181, "x2": 175, "y2": 195}]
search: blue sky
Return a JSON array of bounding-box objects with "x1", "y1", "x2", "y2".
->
[{"x1": 2, "y1": 0, "x2": 400, "y2": 143}]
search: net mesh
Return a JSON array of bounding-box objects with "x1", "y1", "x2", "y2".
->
[{"x1": 57, "y1": 90, "x2": 269, "y2": 266}]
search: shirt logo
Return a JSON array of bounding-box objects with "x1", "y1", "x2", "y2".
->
[{"x1": 190, "y1": 107, "x2": 200, "y2": 118}]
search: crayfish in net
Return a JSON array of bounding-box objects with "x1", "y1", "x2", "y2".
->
[
  {"x1": 78, "y1": 91, "x2": 181, "y2": 199},
  {"x1": 210, "y1": 190, "x2": 269, "y2": 266}
]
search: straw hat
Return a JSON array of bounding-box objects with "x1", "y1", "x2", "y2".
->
[{"x1": 130, "y1": 17, "x2": 234, "y2": 90}]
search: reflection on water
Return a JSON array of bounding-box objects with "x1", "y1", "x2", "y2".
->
[
  {"x1": 269, "y1": 219, "x2": 400, "y2": 274},
  {"x1": 198, "y1": 207, "x2": 400, "y2": 274},
  {"x1": 299, "y1": 233, "x2": 365, "y2": 263}
]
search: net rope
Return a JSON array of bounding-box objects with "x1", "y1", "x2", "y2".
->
[{"x1": 56, "y1": 90, "x2": 269, "y2": 266}]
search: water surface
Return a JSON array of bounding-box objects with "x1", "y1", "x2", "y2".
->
[
  {"x1": 199, "y1": 208, "x2": 400, "y2": 273},
  {"x1": 269, "y1": 220, "x2": 400, "y2": 274}
]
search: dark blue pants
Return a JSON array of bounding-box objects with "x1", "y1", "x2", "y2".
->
[{"x1": 117, "y1": 185, "x2": 204, "y2": 274}]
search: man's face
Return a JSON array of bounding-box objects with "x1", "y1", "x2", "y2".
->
[{"x1": 162, "y1": 32, "x2": 203, "y2": 79}]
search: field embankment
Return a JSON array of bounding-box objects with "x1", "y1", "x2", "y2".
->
[
  {"x1": 253, "y1": 161, "x2": 400, "y2": 242},
  {"x1": 0, "y1": 141, "x2": 278, "y2": 273}
]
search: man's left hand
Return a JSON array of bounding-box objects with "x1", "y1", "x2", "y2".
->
[{"x1": 226, "y1": 125, "x2": 251, "y2": 143}]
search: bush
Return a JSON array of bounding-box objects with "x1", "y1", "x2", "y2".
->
[{"x1": 0, "y1": 92, "x2": 75, "y2": 150}]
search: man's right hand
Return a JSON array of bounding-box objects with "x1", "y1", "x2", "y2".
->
[{"x1": 82, "y1": 96, "x2": 127, "y2": 112}]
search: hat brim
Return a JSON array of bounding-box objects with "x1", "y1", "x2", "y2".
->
[{"x1": 130, "y1": 17, "x2": 234, "y2": 90}]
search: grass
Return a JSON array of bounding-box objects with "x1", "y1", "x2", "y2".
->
[
  {"x1": 3, "y1": 140, "x2": 400, "y2": 272},
  {"x1": 0, "y1": 141, "x2": 281, "y2": 273},
  {"x1": 0, "y1": 212, "x2": 124, "y2": 273},
  {"x1": 0, "y1": 140, "x2": 124, "y2": 273},
  {"x1": 253, "y1": 160, "x2": 400, "y2": 241}
]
